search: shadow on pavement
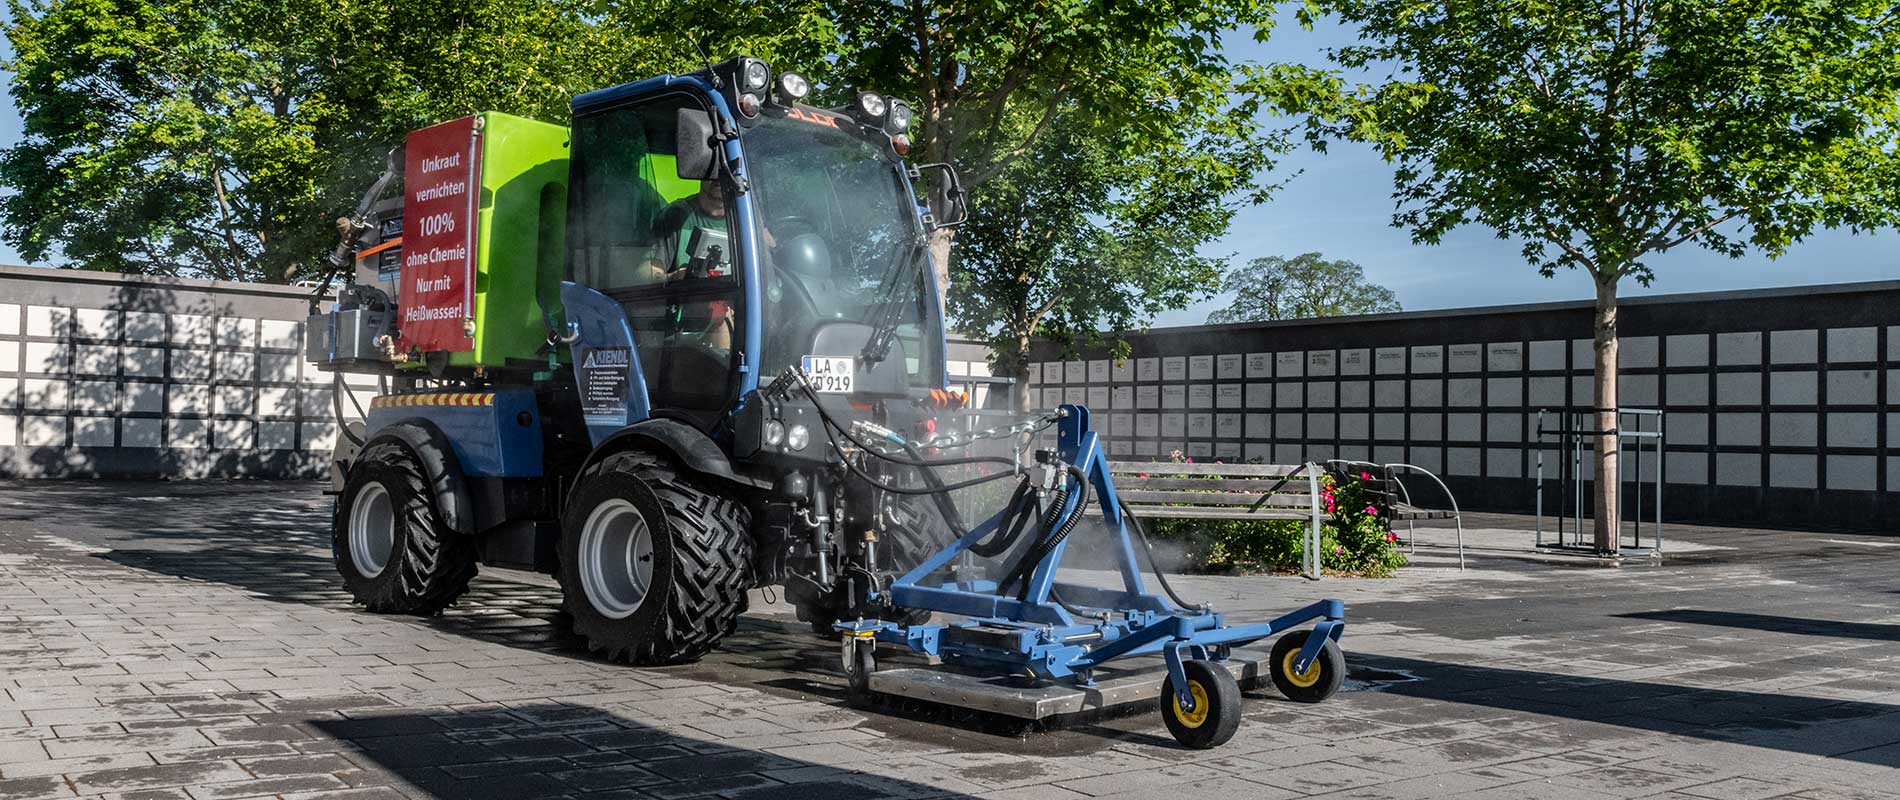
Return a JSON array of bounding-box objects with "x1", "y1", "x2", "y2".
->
[
  {"x1": 1362, "y1": 654, "x2": 1900, "y2": 767},
  {"x1": 310, "y1": 703, "x2": 975, "y2": 800},
  {"x1": 1616, "y1": 609, "x2": 1900, "y2": 642}
]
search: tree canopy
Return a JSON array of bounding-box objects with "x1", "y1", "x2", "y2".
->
[
  {"x1": 1206, "y1": 252, "x2": 1399, "y2": 323},
  {"x1": 1282, "y1": 0, "x2": 1900, "y2": 286},
  {"x1": 0, "y1": 0, "x2": 824, "y2": 283},
  {"x1": 5, "y1": 0, "x2": 1296, "y2": 398}
]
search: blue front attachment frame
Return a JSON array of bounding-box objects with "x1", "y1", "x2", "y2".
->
[{"x1": 842, "y1": 404, "x2": 1345, "y2": 706}]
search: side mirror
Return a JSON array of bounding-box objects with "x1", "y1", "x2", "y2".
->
[
  {"x1": 675, "y1": 108, "x2": 718, "y2": 181},
  {"x1": 912, "y1": 162, "x2": 968, "y2": 228}
]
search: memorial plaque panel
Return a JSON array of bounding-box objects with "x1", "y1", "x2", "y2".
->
[{"x1": 1245, "y1": 352, "x2": 1273, "y2": 377}]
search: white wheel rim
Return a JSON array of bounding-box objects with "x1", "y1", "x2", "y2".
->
[
  {"x1": 349, "y1": 482, "x2": 396, "y2": 578},
  {"x1": 580, "y1": 498, "x2": 655, "y2": 620}
]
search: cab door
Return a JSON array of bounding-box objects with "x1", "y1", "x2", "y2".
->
[{"x1": 565, "y1": 91, "x2": 745, "y2": 431}]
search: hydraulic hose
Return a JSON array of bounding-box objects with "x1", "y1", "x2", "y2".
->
[
  {"x1": 969, "y1": 479, "x2": 1041, "y2": 558},
  {"x1": 787, "y1": 371, "x2": 1028, "y2": 471},
  {"x1": 832, "y1": 442, "x2": 1023, "y2": 495},
  {"x1": 333, "y1": 374, "x2": 366, "y2": 446},
  {"x1": 999, "y1": 465, "x2": 1090, "y2": 600}
]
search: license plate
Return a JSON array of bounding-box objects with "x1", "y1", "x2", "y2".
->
[{"x1": 801, "y1": 356, "x2": 855, "y2": 393}]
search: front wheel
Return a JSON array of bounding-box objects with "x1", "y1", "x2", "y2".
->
[
  {"x1": 1269, "y1": 630, "x2": 1345, "y2": 703},
  {"x1": 333, "y1": 441, "x2": 477, "y2": 615},
  {"x1": 558, "y1": 452, "x2": 752, "y2": 665},
  {"x1": 1160, "y1": 660, "x2": 1242, "y2": 749}
]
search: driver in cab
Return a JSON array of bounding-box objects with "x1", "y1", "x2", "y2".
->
[{"x1": 643, "y1": 179, "x2": 745, "y2": 350}]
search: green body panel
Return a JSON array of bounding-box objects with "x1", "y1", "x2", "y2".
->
[{"x1": 446, "y1": 111, "x2": 571, "y2": 369}]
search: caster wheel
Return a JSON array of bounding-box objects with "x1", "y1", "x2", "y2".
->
[
  {"x1": 841, "y1": 635, "x2": 876, "y2": 700},
  {"x1": 1160, "y1": 660, "x2": 1241, "y2": 749},
  {"x1": 1270, "y1": 630, "x2": 1344, "y2": 703}
]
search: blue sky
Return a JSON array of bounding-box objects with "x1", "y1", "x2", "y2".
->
[{"x1": 1, "y1": 10, "x2": 1893, "y2": 324}]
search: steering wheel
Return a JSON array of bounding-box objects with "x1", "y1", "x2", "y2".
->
[
  {"x1": 768, "y1": 259, "x2": 823, "y2": 317},
  {"x1": 768, "y1": 214, "x2": 821, "y2": 240}
]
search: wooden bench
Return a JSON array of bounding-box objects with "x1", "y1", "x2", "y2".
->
[
  {"x1": 1103, "y1": 461, "x2": 1328, "y2": 579},
  {"x1": 1326, "y1": 460, "x2": 1465, "y2": 569}
]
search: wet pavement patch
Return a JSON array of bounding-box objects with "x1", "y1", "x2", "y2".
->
[{"x1": 1344, "y1": 665, "x2": 1423, "y2": 691}]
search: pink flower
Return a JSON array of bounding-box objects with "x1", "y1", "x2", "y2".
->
[
  {"x1": 1365, "y1": 505, "x2": 1378, "y2": 516},
  {"x1": 1333, "y1": 545, "x2": 1345, "y2": 555},
  {"x1": 1360, "y1": 471, "x2": 1372, "y2": 481},
  {"x1": 1386, "y1": 532, "x2": 1398, "y2": 542}
]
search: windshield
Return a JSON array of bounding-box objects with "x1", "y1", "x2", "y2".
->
[{"x1": 744, "y1": 110, "x2": 938, "y2": 385}]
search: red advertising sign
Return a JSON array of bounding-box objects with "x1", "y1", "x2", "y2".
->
[{"x1": 400, "y1": 116, "x2": 483, "y2": 353}]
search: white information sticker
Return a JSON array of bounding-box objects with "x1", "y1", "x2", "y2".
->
[{"x1": 802, "y1": 356, "x2": 855, "y2": 393}]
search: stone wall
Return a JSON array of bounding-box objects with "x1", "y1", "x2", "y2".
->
[
  {"x1": 0, "y1": 265, "x2": 376, "y2": 478},
  {"x1": 1029, "y1": 280, "x2": 1900, "y2": 531}
]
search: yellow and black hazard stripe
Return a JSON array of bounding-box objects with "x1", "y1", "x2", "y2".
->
[{"x1": 368, "y1": 392, "x2": 497, "y2": 409}]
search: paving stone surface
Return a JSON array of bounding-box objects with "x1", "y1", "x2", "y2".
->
[{"x1": 2, "y1": 480, "x2": 1899, "y2": 799}]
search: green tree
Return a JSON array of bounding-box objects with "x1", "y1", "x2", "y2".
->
[
  {"x1": 1274, "y1": 0, "x2": 1900, "y2": 551},
  {"x1": 1206, "y1": 252, "x2": 1399, "y2": 323},
  {"x1": 0, "y1": 0, "x2": 655, "y2": 282},
  {"x1": 794, "y1": 0, "x2": 1286, "y2": 399},
  {"x1": 952, "y1": 114, "x2": 1247, "y2": 411},
  {"x1": 771, "y1": 2, "x2": 1271, "y2": 289}
]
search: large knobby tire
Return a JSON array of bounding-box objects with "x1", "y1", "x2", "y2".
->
[
  {"x1": 333, "y1": 441, "x2": 477, "y2": 615},
  {"x1": 559, "y1": 451, "x2": 752, "y2": 665}
]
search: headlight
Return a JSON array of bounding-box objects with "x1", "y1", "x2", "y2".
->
[
  {"x1": 743, "y1": 59, "x2": 771, "y2": 91},
  {"x1": 763, "y1": 419, "x2": 786, "y2": 447},
  {"x1": 775, "y1": 71, "x2": 810, "y2": 104},
  {"x1": 886, "y1": 99, "x2": 912, "y2": 132},
  {"x1": 787, "y1": 423, "x2": 811, "y2": 451},
  {"x1": 856, "y1": 91, "x2": 887, "y2": 120}
]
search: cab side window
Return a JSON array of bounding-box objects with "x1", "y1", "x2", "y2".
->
[{"x1": 567, "y1": 94, "x2": 742, "y2": 417}]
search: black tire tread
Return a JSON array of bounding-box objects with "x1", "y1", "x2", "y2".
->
[
  {"x1": 1269, "y1": 629, "x2": 1345, "y2": 703},
  {"x1": 1160, "y1": 660, "x2": 1243, "y2": 749},
  {"x1": 568, "y1": 451, "x2": 752, "y2": 665},
  {"x1": 335, "y1": 440, "x2": 477, "y2": 616}
]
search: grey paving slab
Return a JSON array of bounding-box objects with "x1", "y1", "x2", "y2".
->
[{"x1": 3, "y1": 483, "x2": 1900, "y2": 799}]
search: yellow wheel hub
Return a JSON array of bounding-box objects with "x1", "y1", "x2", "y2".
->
[
  {"x1": 1282, "y1": 649, "x2": 1323, "y2": 688},
  {"x1": 1170, "y1": 680, "x2": 1210, "y2": 728}
]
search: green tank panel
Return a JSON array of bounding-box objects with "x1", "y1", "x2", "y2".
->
[{"x1": 449, "y1": 111, "x2": 571, "y2": 369}]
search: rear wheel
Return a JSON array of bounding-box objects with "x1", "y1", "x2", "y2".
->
[
  {"x1": 333, "y1": 441, "x2": 477, "y2": 615},
  {"x1": 559, "y1": 451, "x2": 751, "y2": 665}
]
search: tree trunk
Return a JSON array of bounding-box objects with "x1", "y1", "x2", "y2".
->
[
  {"x1": 1591, "y1": 274, "x2": 1620, "y2": 554},
  {"x1": 927, "y1": 225, "x2": 955, "y2": 314},
  {"x1": 1007, "y1": 331, "x2": 1033, "y2": 415}
]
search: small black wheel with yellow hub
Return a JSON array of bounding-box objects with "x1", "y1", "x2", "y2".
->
[
  {"x1": 1270, "y1": 629, "x2": 1344, "y2": 703},
  {"x1": 841, "y1": 633, "x2": 877, "y2": 701},
  {"x1": 1159, "y1": 660, "x2": 1242, "y2": 748}
]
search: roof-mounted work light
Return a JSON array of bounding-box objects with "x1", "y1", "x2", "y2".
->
[
  {"x1": 852, "y1": 92, "x2": 887, "y2": 125},
  {"x1": 773, "y1": 71, "x2": 809, "y2": 106},
  {"x1": 885, "y1": 99, "x2": 913, "y2": 134},
  {"x1": 711, "y1": 56, "x2": 771, "y2": 125}
]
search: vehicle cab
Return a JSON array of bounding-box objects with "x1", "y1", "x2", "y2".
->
[{"x1": 556, "y1": 56, "x2": 968, "y2": 476}]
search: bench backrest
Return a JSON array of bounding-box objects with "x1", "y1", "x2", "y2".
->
[
  {"x1": 1325, "y1": 461, "x2": 1403, "y2": 507},
  {"x1": 1104, "y1": 461, "x2": 1324, "y2": 519}
]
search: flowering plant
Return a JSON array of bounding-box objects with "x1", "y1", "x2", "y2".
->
[{"x1": 1146, "y1": 456, "x2": 1406, "y2": 577}]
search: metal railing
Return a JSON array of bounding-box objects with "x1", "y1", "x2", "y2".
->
[
  {"x1": 1535, "y1": 408, "x2": 1664, "y2": 554},
  {"x1": 1327, "y1": 459, "x2": 1466, "y2": 570}
]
